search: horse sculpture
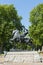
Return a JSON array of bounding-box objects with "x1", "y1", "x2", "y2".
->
[{"x1": 10, "y1": 26, "x2": 33, "y2": 46}]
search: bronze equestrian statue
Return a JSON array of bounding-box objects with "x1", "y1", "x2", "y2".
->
[{"x1": 10, "y1": 26, "x2": 33, "y2": 46}]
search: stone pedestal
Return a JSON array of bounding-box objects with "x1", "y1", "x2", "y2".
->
[
  {"x1": 42, "y1": 46, "x2": 43, "y2": 52},
  {"x1": 4, "y1": 51, "x2": 41, "y2": 63}
]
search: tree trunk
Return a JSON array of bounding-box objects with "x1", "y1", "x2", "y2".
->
[{"x1": 0, "y1": 45, "x2": 3, "y2": 53}]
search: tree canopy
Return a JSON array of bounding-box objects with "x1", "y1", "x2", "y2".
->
[
  {"x1": 29, "y1": 4, "x2": 43, "y2": 50},
  {"x1": 0, "y1": 5, "x2": 22, "y2": 52}
]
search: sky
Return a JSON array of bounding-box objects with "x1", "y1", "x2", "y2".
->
[{"x1": 0, "y1": 0, "x2": 43, "y2": 29}]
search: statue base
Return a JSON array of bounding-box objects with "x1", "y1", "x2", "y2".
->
[{"x1": 4, "y1": 51, "x2": 41, "y2": 63}]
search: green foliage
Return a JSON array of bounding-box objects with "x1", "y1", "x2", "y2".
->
[
  {"x1": 14, "y1": 42, "x2": 31, "y2": 50},
  {"x1": 11, "y1": 42, "x2": 27, "y2": 50},
  {"x1": 27, "y1": 45, "x2": 32, "y2": 50},
  {"x1": 29, "y1": 4, "x2": 43, "y2": 50},
  {"x1": 0, "y1": 4, "x2": 22, "y2": 52}
]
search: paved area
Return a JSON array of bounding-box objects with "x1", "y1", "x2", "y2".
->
[{"x1": 0, "y1": 62, "x2": 43, "y2": 65}]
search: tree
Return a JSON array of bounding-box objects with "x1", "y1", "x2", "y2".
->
[
  {"x1": 0, "y1": 5, "x2": 22, "y2": 53},
  {"x1": 29, "y1": 4, "x2": 43, "y2": 50}
]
